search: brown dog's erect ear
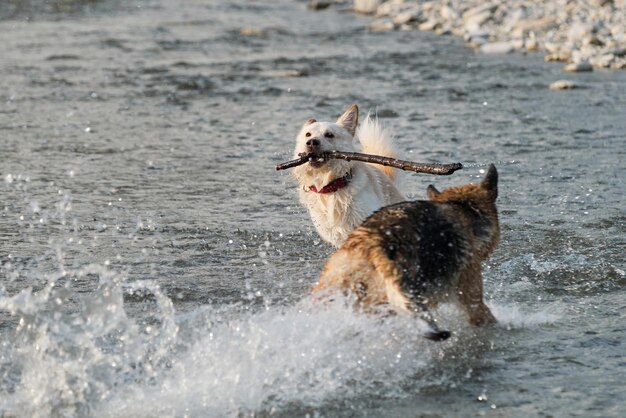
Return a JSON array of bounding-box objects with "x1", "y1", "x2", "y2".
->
[
  {"x1": 426, "y1": 184, "x2": 441, "y2": 199},
  {"x1": 303, "y1": 118, "x2": 317, "y2": 126},
  {"x1": 481, "y1": 164, "x2": 498, "y2": 200},
  {"x1": 337, "y1": 104, "x2": 359, "y2": 136}
]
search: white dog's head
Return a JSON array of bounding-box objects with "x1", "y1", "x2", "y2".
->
[{"x1": 292, "y1": 104, "x2": 359, "y2": 187}]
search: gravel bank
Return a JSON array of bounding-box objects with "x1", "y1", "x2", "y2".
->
[{"x1": 314, "y1": 0, "x2": 626, "y2": 71}]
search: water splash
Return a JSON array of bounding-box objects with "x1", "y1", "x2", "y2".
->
[
  {"x1": 0, "y1": 265, "x2": 178, "y2": 418},
  {"x1": 98, "y1": 298, "x2": 438, "y2": 417},
  {"x1": 0, "y1": 260, "x2": 564, "y2": 418},
  {"x1": 96, "y1": 299, "x2": 558, "y2": 416},
  {"x1": 491, "y1": 303, "x2": 560, "y2": 328}
]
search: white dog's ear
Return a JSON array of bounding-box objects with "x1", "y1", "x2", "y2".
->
[
  {"x1": 337, "y1": 104, "x2": 359, "y2": 136},
  {"x1": 303, "y1": 118, "x2": 317, "y2": 126}
]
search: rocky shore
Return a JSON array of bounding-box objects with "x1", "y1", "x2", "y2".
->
[{"x1": 311, "y1": 0, "x2": 626, "y2": 71}]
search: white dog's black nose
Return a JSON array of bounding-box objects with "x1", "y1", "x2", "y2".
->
[{"x1": 306, "y1": 138, "x2": 321, "y2": 148}]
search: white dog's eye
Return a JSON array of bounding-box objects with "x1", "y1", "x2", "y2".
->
[
  {"x1": 305, "y1": 132, "x2": 311, "y2": 137},
  {"x1": 324, "y1": 132, "x2": 334, "y2": 138}
]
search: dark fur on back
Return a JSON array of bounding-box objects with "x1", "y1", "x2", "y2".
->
[{"x1": 359, "y1": 201, "x2": 472, "y2": 304}]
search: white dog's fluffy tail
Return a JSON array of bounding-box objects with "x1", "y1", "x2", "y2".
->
[{"x1": 356, "y1": 115, "x2": 401, "y2": 183}]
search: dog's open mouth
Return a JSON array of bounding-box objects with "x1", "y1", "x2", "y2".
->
[{"x1": 308, "y1": 155, "x2": 326, "y2": 168}]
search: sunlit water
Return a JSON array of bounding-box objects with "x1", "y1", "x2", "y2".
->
[{"x1": 1, "y1": 0, "x2": 625, "y2": 416}]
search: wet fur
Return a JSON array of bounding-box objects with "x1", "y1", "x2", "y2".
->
[
  {"x1": 292, "y1": 104, "x2": 405, "y2": 247},
  {"x1": 313, "y1": 165, "x2": 500, "y2": 339}
]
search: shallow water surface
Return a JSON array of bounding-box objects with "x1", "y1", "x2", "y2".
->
[{"x1": 1, "y1": 0, "x2": 625, "y2": 417}]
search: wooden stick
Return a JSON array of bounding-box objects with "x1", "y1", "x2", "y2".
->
[{"x1": 276, "y1": 151, "x2": 463, "y2": 175}]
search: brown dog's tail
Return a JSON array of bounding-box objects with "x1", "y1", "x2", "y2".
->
[
  {"x1": 424, "y1": 328, "x2": 451, "y2": 342},
  {"x1": 416, "y1": 303, "x2": 451, "y2": 342},
  {"x1": 367, "y1": 246, "x2": 450, "y2": 342}
]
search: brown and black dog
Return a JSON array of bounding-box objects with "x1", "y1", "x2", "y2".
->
[{"x1": 313, "y1": 164, "x2": 500, "y2": 341}]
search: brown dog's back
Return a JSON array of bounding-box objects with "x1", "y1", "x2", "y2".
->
[{"x1": 314, "y1": 165, "x2": 500, "y2": 339}]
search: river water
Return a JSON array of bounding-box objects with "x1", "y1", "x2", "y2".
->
[{"x1": 1, "y1": 0, "x2": 625, "y2": 417}]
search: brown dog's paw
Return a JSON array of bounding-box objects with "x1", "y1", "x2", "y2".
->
[{"x1": 469, "y1": 308, "x2": 498, "y2": 327}]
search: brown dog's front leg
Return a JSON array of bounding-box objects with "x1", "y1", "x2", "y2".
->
[{"x1": 457, "y1": 265, "x2": 497, "y2": 326}]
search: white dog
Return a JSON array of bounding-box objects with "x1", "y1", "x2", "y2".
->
[{"x1": 292, "y1": 104, "x2": 405, "y2": 247}]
